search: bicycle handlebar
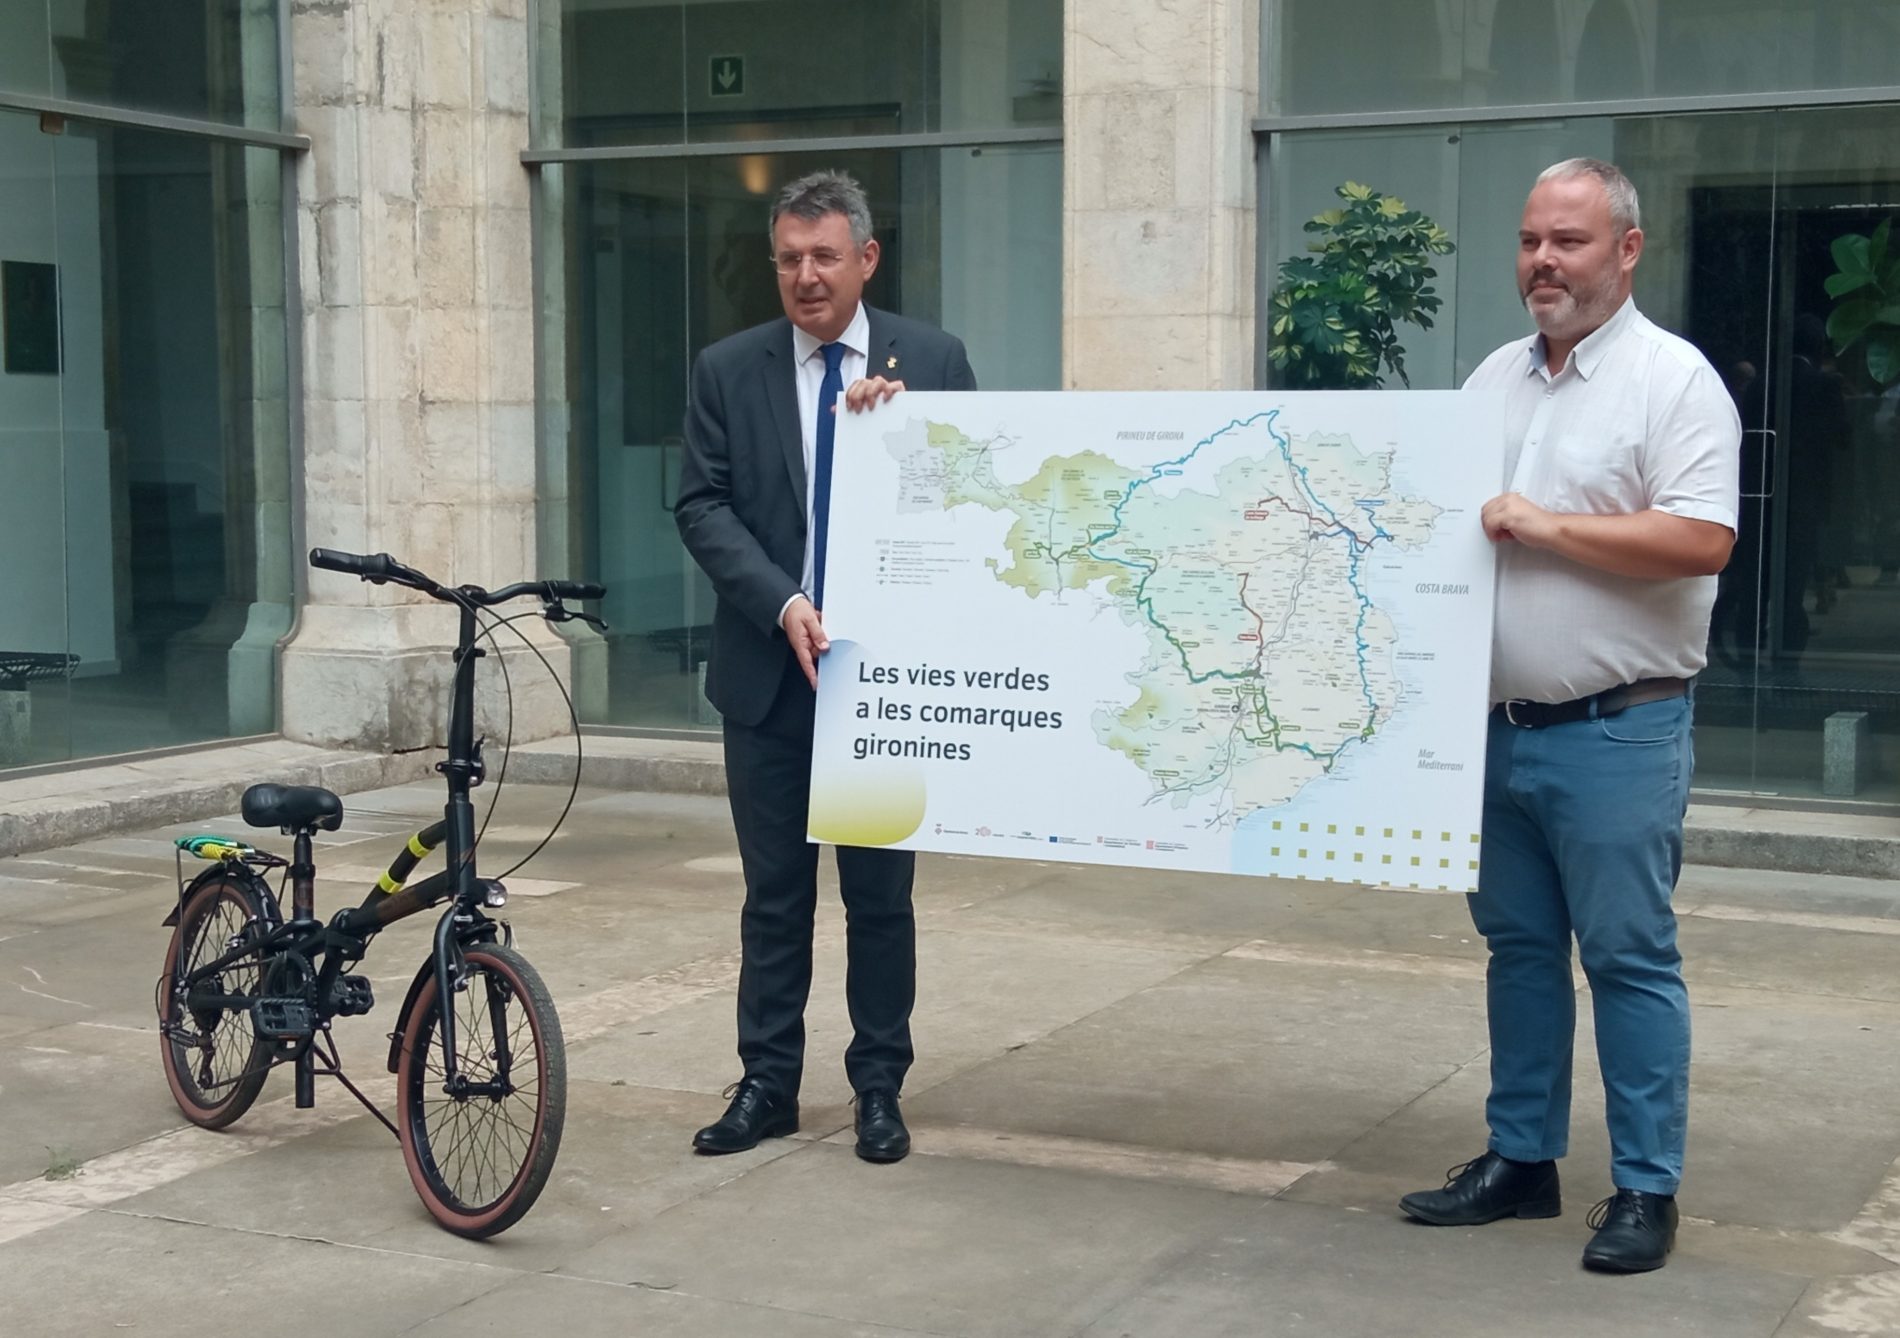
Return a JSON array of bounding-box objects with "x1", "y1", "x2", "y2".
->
[
  {"x1": 308, "y1": 549, "x2": 603, "y2": 605},
  {"x1": 487, "y1": 579, "x2": 608, "y2": 604},
  {"x1": 310, "y1": 548, "x2": 430, "y2": 589}
]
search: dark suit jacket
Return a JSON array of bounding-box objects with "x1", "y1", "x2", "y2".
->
[{"x1": 676, "y1": 306, "x2": 977, "y2": 727}]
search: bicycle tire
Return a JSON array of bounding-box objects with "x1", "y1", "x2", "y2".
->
[
  {"x1": 395, "y1": 942, "x2": 566, "y2": 1238},
  {"x1": 157, "y1": 873, "x2": 273, "y2": 1129}
]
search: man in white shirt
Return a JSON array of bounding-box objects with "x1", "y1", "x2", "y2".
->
[
  {"x1": 1398, "y1": 159, "x2": 1740, "y2": 1274},
  {"x1": 675, "y1": 171, "x2": 977, "y2": 1162}
]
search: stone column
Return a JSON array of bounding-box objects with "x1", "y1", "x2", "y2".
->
[
  {"x1": 1064, "y1": 0, "x2": 1259, "y2": 391},
  {"x1": 281, "y1": 0, "x2": 571, "y2": 750}
]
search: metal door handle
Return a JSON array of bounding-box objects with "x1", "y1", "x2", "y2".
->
[{"x1": 1742, "y1": 428, "x2": 1774, "y2": 500}]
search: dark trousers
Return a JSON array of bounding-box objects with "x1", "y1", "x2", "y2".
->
[{"x1": 722, "y1": 657, "x2": 917, "y2": 1101}]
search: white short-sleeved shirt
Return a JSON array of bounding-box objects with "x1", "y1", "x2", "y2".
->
[{"x1": 1464, "y1": 298, "x2": 1741, "y2": 705}]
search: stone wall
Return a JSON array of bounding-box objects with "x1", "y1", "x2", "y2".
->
[
  {"x1": 1063, "y1": 0, "x2": 1259, "y2": 391},
  {"x1": 281, "y1": 0, "x2": 571, "y2": 750}
]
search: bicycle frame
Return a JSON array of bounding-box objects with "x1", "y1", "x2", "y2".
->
[
  {"x1": 159, "y1": 547, "x2": 595, "y2": 1236},
  {"x1": 429, "y1": 591, "x2": 491, "y2": 1093},
  {"x1": 166, "y1": 589, "x2": 523, "y2": 1110}
]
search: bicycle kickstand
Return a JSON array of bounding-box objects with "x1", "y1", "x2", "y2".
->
[{"x1": 309, "y1": 1029, "x2": 399, "y2": 1139}]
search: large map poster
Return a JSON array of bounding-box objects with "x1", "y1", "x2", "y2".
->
[{"x1": 807, "y1": 391, "x2": 1505, "y2": 892}]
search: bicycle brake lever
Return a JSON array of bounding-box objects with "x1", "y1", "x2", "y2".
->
[{"x1": 545, "y1": 605, "x2": 609, "y2": 632}]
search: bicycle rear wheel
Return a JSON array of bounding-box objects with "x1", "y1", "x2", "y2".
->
[
  {"x1": 157, "y1": 874, "x2": 272, "y2": 1129},
  {"x1": 395, "y1": 943, "x2": 566, "y2": 1238}
]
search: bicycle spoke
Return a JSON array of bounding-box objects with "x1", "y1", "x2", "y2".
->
[
  {"x1": 398, "y1": 944, "x2": 563, "y2": 1236},
  {"x1": 161, "y1": 881, "x2": 272, "y2": 1129},
  {"x1": 410, "y1": 961, "x2": 548, "y2": 1209}
]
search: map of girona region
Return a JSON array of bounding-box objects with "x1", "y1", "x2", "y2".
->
[
  {"x1": 808, "y1": 391, "x2": 1504, "y2": 889},
  {"x1": 889, "y1": 410, "x2": 1443, "y2": 825}
]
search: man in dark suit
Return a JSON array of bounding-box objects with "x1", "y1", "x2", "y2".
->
[{"x1": 675, "y1": 169, "x2": 976, "y2": 1163}]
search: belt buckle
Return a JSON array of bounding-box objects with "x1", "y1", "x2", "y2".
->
[{"x1": 1504, "y1": 700, "x2": 1529, "y2": 728}]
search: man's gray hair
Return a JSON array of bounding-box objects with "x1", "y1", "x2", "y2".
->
[
  {"x1": 769, "y1": 170, "x2": 874, "y2": 248},
  {"x1": 1537, "y1": 158, "x2": 1642, "y2": 234}
]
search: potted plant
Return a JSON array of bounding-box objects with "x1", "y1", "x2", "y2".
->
[{"x1": 1268, "y1": 182, "x2": 1455, "y2": 389}]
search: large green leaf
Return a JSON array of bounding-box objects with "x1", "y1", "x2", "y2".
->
[
  {"x1": 1826, "y1": 270, "x2": 1872, "y2": 299},
  {"x1": 1867, "y1": 329, "x2": 1900, "y2": 388},
  {"x1": 1828, "y1": 297, "x2": 1881, "y2": 352},
  {"x1": 1831, "y1": 232, "x2": 1872, "y2": 280}
]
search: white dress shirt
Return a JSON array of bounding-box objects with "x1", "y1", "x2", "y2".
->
[
  {"x1": 782, "y1": 303, "x2": 869, "y2": 620},
  {"x1": 1464, "y1": 298, "x2": 1741, "y2": 705}
]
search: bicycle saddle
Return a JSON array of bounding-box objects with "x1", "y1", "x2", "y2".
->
[{"x1": 241, "y1": 783, "x2": 344, "y2": 833}]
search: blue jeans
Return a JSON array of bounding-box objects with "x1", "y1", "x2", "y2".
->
[{"x1": 1469, "y1": 693, "x2": 1694, "y2": 1196}]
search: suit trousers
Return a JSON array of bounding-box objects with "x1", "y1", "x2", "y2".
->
[
  {"x1": 1468, "y1": 693, "x2": 1694, "y2": 1196},
  {"x1": 722, "y1": 655, "x2": 917, "y2": 1101}
]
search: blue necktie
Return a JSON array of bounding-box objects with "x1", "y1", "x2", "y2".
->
[{"x1": 810, "y1": 341, "x2": 846, "y2": 609}]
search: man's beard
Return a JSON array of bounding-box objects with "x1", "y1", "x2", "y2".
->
[{"x1": 1521, "y1": 264, "x2": 1622, "y2": 343}]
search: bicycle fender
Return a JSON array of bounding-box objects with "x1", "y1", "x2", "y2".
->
[
  {"x1": 164, "y1": 863, "x2": 280, "y2": 928},
  {"x1": 386, "y1": 958, "x2": 437, "y2": 1074},
  {"x1": 383, "y1": 915, "x2": 508, "y2": 1073}
]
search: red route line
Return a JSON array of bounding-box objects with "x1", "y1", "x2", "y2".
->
[
  {"x1": 1236, "y1": 571, "x2": 1267, "y2": 651},
  {"x1": 1247, "y1": 493, "x2": 1371, "y2": 545}
]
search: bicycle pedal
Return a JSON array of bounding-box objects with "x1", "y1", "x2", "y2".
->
[
  {"x1": 251, "y1": 996, "x2": 316, "y2": 1037},
  {"x1": 329, "y1": 975, "x2": 375, "y2": 1017}
]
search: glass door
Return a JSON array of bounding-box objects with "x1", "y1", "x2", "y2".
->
[
  {"x1": 0, "y1": 108, "x2": 74, "y2": 766},
  {"x1": 1740, "y1": 105, "x2": 1900, "y2": 801},
  {"x1": 1623, "y1": 104, "x2": 1900, "y2": 803},
  {"x1": 0, "y1": 110, "x2": 289, "y2": 770}
]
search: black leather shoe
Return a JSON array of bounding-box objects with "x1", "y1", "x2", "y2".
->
[
  {"x1": 854, "y1": 1088, "x2": 910, "y2": 1163},
  {"x1": 1399, "y1": 1150, "x2": 1562, "y2": 1225},
  {"x1": 692, "y1": 1077, "x2": 798, "y2": 1154},
  {"x1": 1582, "y1": 1189, "x2": 1678, "y2": 1273}
]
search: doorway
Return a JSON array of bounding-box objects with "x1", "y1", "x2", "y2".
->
[{"x1": 1688, "y1": 179, "x2": 1900, "y2": 798}]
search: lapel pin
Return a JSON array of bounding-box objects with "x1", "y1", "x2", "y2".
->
[{"x1": 886, "y1": 355, "x2": 898, "y2": 371}]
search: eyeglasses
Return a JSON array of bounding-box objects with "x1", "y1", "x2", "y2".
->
[{"x1": 771, "y1": 248, "x2": 853, "y2": 275}]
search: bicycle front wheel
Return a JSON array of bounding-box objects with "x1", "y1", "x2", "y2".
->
[
  {"x1": 157, "y1": 874, "x2": 272, "y2": 1129},
  {"x1": 395, "y1": 943, "x2": 566, "y2": 1238}
]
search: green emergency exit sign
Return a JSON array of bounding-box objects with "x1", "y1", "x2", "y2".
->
[{"x1": 710, "y1": 55, "x2": 744, "y2": 98}]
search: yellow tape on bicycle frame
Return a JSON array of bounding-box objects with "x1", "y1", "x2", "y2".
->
[
  {"x1": 407, "y1": 832, "x2": 432, "y2": 859},
  {"x1": 377, "y1": 869, "x2": 404, "y2": 893}
]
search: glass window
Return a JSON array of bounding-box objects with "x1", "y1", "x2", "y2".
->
[
  {"x1": 1, "y1": 0, "x2": 281, "y2": 130},
  {"x1": 1266, "y1": 0, "x2": 1465, "y2": 118},
  {"x1": 0, "y1": 5, "x2": 53, "y2": 99},
  {"x1": 535, "y1": 143, "x2": 1062, "y2": 729},
  {"x1": 1262, "y1": 103, "x2": 1900, "y2": 803},
  {"x1": 1266, "y1": 1, "x2": 1900, "y2": 117},
  {"x1": 535, "y1": 0, "x2": 1062, "y2": 149},
  {"x1": 0, "y1": 111, "x2": 290, "y2": 768},
  {"x1": 1261, "y1": 128, "x2": 1463, "y2": 390}
]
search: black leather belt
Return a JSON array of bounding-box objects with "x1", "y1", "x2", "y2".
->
[{"x1": 1494, "y1": 676, "x2": 1689, "y2": 729}]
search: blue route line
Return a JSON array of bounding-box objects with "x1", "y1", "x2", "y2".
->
[{"x1": 1085, "y1": 409, "x2": 1397, "y2": 761}]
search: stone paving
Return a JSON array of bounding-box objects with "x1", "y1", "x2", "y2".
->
[{"x1": 0, "y1": 779, "x2": 1897, "y2": 1336}]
